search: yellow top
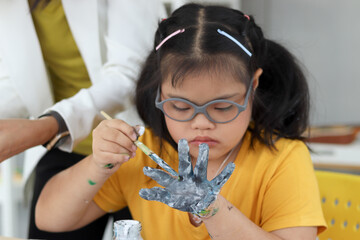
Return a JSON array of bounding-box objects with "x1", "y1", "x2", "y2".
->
[
  {"x1": 31, "y1": 0, "x2": 92, "y2": 155},
  {"x1": 94, "y1": 129, "x2": 327, "y2": 240}
]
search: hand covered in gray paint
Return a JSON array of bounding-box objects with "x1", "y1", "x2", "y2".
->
[{"x1": 139, "y1": 139, "x2": 235, "y2": 215}]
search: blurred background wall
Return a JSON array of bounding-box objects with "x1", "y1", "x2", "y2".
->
[{"x1": 242, "y1": 0, "x2": 360, "y2": 126}]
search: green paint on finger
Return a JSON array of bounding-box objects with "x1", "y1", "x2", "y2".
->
[
  {"x1": 88, "y1": 179, "x2": 97, "y2": 186},
  {"x1": 104, "y1": 163, "x2": 114, "y2": 169}
]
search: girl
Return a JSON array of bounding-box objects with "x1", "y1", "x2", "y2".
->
[{"x1": 35, "y1": 3, "x2": 326, "y2": 240}]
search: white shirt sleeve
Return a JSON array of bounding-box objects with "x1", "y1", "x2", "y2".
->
[{"x1": 49, "y1": 0, "x2": 167, "y2": 151}]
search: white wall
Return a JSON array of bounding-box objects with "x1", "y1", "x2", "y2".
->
[{"x1": 242, "y1": 0, "x2": 360, "y2": 126}]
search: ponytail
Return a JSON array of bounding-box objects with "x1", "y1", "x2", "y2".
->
[{"x1": 250, "y1": 39, "x2": 310, "y2": 147}]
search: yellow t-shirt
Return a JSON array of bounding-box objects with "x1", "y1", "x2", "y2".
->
[
  {"x1": 30, "y1": 0, "x2": 92, "y2": 155},
  {"x1": 94, "y1": 129, "x2": 327, "y2": 239}
]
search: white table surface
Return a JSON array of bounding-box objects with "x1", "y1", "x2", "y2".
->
[{"x1": 309, "y1": 135, "x2": 360, "y2": 170}]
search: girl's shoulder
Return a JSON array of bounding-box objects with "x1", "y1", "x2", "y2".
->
[
  {"x1": 245, "y1": 130, "x2": 308, "y2": 153},
  {"x1": 273, "y1": 136, "x2": 309, "y2": 155},
  {"x1": 231, "y1": 132, "x2": 313, "y2": 195},
  {"x1": 238, "y1": 131, "x2": 310, "y2": 168}
]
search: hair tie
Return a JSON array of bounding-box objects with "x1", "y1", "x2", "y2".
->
[
  {"x1": 217, "y1": 29, "x2": 252, "y2": 57},
  {"x1": 155, "y1": 29, "x2": 185, "y2": 51},
  {"x1": 244, "y1": 14, "x2": 250, "y2": 20}
]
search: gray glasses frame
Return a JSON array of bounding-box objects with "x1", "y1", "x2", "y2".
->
[{"x1": 155, "y1": 79, "x2": 253, "y2": 123}]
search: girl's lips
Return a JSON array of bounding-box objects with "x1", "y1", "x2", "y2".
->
[{"x1": 189, "y1": 137, "x2": 218, "y2": 147}]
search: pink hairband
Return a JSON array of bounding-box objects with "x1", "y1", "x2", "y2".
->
[
  {"x1": 244, "y1": 14, "x2": 250, "y2": 20},
  {"x1": 155, "y1": 29, "x2": 185, "y2": 51}
]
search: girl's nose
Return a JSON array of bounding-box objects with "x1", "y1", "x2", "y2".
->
[{"x1": 190, "y1": 113, "x2": 216, "y2": 130}]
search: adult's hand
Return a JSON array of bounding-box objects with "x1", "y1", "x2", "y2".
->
[{"x1": 0, "y1": 117, "x2": 57, "y2": 162}]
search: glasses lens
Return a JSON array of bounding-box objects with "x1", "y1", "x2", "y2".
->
[
  {"x1": 162, "y1": 100, "x2": 195, "y2": 121},
  {"x1": 206, "y1": 101, "x2": 240, "y2": 123}
]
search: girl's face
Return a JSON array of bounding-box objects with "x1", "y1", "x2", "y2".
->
[{"x1": 160, "y1": 70, "x2": 260, "y2": 162}]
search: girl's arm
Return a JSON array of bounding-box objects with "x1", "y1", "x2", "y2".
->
[
  {"x1": 202, "y1": 195, "x2": 317, "y2": 240},
  {"x1": 35, "y1": 155, "x2": 108, "y2": 232},
  {"x1": 35, "y1": 119, "x2": 139, "y2": 232}
]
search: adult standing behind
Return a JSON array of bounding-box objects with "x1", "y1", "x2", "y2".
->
[{"x1": 0, "y1": 0, "x2": 166, "y2": 239}]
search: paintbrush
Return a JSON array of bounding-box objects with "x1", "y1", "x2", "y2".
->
[{"x1": 100, "y1": 111, "x2": 178, "y2": 177}]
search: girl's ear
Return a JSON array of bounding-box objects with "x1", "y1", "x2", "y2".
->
[{"x1": 252, "y1": 68, "x2": 263, "y2": 91}]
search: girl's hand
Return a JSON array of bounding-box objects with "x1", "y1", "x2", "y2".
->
[
  {"x1": 139, "y1": 139, "x2": 235, "y2": 217},
  {"x1": 92, "y1": 119, "x2": 139, "y2": 174}
]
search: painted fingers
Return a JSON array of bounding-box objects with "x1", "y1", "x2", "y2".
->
[
  {"x1": 139, "y1": 138, "x2": 235, "y2": 217},
  {"x1": 193, "y1": 143, "x2": 209, "y2": 181},
  {"x1": 177, "y1": 139, "x2": 193, "y2": 178},
  {"x1": 178, "y1": 139, "x2": 209, "y2": 181},
  {"x1": 211, "y1": 162, "x2": 235, "y2": 194}
]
